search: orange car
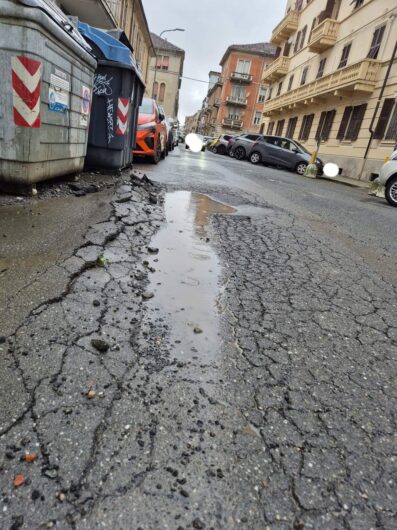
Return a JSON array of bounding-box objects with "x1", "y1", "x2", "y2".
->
[{"x1": 133, "y1": 97, "x2": 167, "y2": 163}]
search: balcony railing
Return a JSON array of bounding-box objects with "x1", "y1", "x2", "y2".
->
[
  {"x1": 262, "y1": 56, "x2": 290, "y2": 83},
  {"x1": 271, "y1": 10, "x2": 300, "y2": 45},
  {"x1": 263, "y1": 59, "x2": 381, "y2": 115},
  {"x1": 216, "y1": 77, "x2": 224, "y2": 85},
  {"x1": 309, "y1": 19, "x2": 340, "y2": 53},
  {"x1": 226, "y1": 95, "x2": 248, "y2": 106},
  {"x1": 222, "y1": 118, "x2": 243, "y2": 129},
  {"x1": 230, "y1": 72, "x2": 253, "y2": 83}
]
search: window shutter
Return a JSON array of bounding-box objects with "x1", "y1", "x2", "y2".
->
[
  {"x1": 385, "y1": 103, "x2": 397, "y2": 140},
  {"x1": 276, "y1": 119, "x2": 285, "y2": 136},
  {"x1": 316, "y1": 112, "x2": 327, "y2": 140},
  {"x1": 267, "y1": 121, "x2": 275, "y2": 135},
  {"x1": 286, "y1": 117, "x2": 298, "y2": 138},
  {"x1": 300, "y1": 26, "x2": 307, "y2": 49},
  {"x1": 337, "y1": 106, "x2": 352, "y2": 140},
  {"x1": 294, "y1": 32, "x2": 301, "y2": 53},
  {"x1": 303, "y1": 114, "x2": 314, "y2": 140},
  {"x1": 345, "y1": 104, "x2": 367, "y2": 141},
  {"x1": 368, "y1": 26, "x2": 385, "y2": 59},
  {"x1": 322, "y1": 110, "x2": 336, "y2": 140},
  {"x1": 339, "y1": 44, "x2": 351, "y2": 68},
  {"x1": 374, "y1": 99, "x2": 394, "y2": 139},
  {"x1": 275, "y1": 47, "x2": 282, "y2": 59}
]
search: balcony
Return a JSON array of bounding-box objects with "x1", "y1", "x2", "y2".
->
[
  {"x1": 271, "y1": 10, "x2": 300, "y2": 45},
  {"x1": 309, "y1": 19, "x2": 340, "y2": 53},
  {"x1": 222, "y1": 118, "x2": 243, "y2": 129},
  {"x1": 230, "y1": 72, "x2": 253, "y2": 83},
  {"x1": 60, "y1": 0, "x2": 119, "y2": 29},
  {"x1": 213, "y1": 98, "x2": 221, "y2": 107},
  {"x1": 262, "y1": 56, "x2": 290, "y2": 83},
  {"x1": 263, "y1": 59, "x2": 381, "y2": 115},
  {"x1": 216, "y1": 77, "x2": 224, "y2": 86},
  {"x1": 226, "y1": 95, "x2": 248, "y2": 106}
]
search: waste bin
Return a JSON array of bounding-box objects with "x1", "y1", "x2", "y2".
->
[
  {"x1": 0, "y1": 0, "x2": 97, "y2": 189},
  {"x1": 78, "y1": 23, "x2": 145, "y2": 170}
]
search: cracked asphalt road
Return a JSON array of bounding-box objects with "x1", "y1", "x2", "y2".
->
[{"x1": 0, "y1": 148, "x2": 396, "y2": 530}]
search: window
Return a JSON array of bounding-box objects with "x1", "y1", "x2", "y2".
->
[
  {"x1": 253, "y1": 112, "x2": 262, "y2": 126},
  {"x1": 299, "y1": 114, "x2": 314, "y2": 140},
  {"x1": 236, "y1": 59, "x2": 251, "y2": 74},
  {"x1": 337, "y1": 104, "x2": 367, "y2": 141},
  {"x1": 152, "y1": 81, "x2": 158, "y2": 99},
  {"x1": 158, "y1": 83, "x2": 166, "y2": 102},
  {"x1": 286, "y1": 117, "x2": 298, "y2": 138},
  {"x1": 232, "y1": 85, "x2": 246, "y2": 101},
  {"x1": 228, "y1": 107, "x2": 241, "y2": 120},
  {"x1": 300, "y1": 66, "x2": 308, "y2": 86},
  {"x1": 353, "y1": 0, "x2": 364, "y2": 8},
  {"x1": 338, "y1": 44, "x2": 351, "y2": 69},
  {"x1": 277, "y1": 82, "x2": 283, "y2": 96},
  {"x1": 267, "y1": 121, "x2": 275, "y2": 135},
  {"x1": 300, "y1": 26, "x2": 308, "y2": 50},
  {"x1": 258, "y1": 86, "x2": 267, "y2": 103},
  {"x1": 374, "y1": 98, "x2": 397, "y2": 140},
  {"x1": 287, "y1": 75, "x2": 294, "y2": 91},
  {"x1": 315, "y1": 110, "x2": 336, "y2": 141},
  {"x1": 308, "y1": 18, "x2": 316, "y2": 43},
  {"x1": 267, "y1": 87, "x2": 273, "y2": 100},
  {"x1": 316, "y1": 58, "x2": 326, "y2": 79},
  {"x1": 368, "y1": 25, "x2": 385, "y2": 59},
  {"x1": 294, "y1": 31, "x2": 301, "y2": 53},
  {"x1": 276, "y1": 119, "x2": 285, "y2": 136},
  {"x1": 295, "y1": 0, "x2": 303, "y2": 10},
  {"x1": 156, "y1": 55, "x2": 170, "y2": 70}
]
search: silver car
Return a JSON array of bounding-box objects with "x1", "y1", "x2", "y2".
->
[
  {"x1": 370, "y1": 149, "x2": 397, "y2": 207},
  {"x1": 248, "y1": 135, "x2": 323, "y2": 175},
  {"x1": 229, "y1": 134, "x2": 263, "y2": 160}
]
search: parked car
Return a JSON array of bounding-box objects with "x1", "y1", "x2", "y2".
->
[
  {"x1": 372, "y1": 149, "x2": 397, "y2": 207},
  {"x1": 211, "y1": 134, "x2": 235, "y2": 155},
  {"x1": 248, "y1": 135, "x2": 323, "y2": 175},
  {"x1": 134, "y1": 98, "x2": 167, "y2": 164},
  {"x1": 229, "y1": 134, "x2": 264, "y2": 160}
]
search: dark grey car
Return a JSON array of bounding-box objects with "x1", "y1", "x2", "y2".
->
[
  {"x1": 229, "y1": 134, "x2": 263, "y2": 160},
  {"x1": 248, "y1": 135, "x2": 323, "y2": 175}
]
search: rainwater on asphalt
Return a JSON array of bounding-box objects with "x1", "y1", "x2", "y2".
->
[{"x1": 145, "y1": 191, "x2": 236, "y2": 365}]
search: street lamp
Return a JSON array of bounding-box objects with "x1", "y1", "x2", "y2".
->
[{"x1": 153, "y1": 28, "x2": 185, "y2": 100}]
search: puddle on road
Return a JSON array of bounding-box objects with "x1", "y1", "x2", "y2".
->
[{"x1": 145, "y1": 191, "x2": 236, "y2": 363}]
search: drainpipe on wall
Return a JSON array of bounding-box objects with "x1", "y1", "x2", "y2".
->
[{"x1": 361, "y1": 27, "x2": 397, "y2": 179}]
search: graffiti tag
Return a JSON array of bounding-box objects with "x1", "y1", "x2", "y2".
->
[
  {"x1": 106, "y1": 97, "x2": 114, "y2": 144},
  {"x1": 93, "y1": 74, "x2": 113, "y2": 96}
]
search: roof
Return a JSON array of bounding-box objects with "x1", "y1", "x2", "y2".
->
[
  {"x1": 151, "y1": 32, "x2": 185, "y2": 55},
  {"x1": 220, "y1": 42, "x2": 276, "y2": 65}
]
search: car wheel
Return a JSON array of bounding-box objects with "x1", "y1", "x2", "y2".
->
[
  {"x1": 250, "y1": 151, "x2": 262, "y2": 165},
  {"x1": 295, "y1": 162, "x2": 308, "y2": 175},
  {"x1": 161, "y1": 145, "x2": 166, "y2": 160},
  {"x1": 229, "y1": 148, "x2": 234, "y2": 158},
  {"x1": 151, "y1": 140, "x2": 161, "y2": 164},
  {"x1": 385, "y1": 175, "x2": 397, "y2": 207},
  {"x1": 234, "y1": 146, "x2": 246, "y2": 160}
]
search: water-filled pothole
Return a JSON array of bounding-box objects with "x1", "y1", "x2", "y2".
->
[{"x1": 145, "y1": 191, "x2": 236, "y2": 363}]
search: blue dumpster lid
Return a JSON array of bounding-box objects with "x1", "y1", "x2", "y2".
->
[{"x1": 78, "y1": 22, "x2": 133, "y2": 66}]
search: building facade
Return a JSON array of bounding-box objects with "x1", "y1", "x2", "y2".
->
[
  {"x1": 184, "y1": 112, "x2": 200, "y2": 134},
  {"x1": 262, "y1": 0, "x2": 397, "y2": 181},
  {"x1": 146, "y1": 33, "x2": 185, "y2": 119},
  {"x1": 202, "y1": 43, "x2": 275, "y2": 136},
  {"x1": 58, "y1": 0, "x2": 154, "y2": 85}
]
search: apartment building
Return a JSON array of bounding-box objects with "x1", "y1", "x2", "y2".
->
[
  {"x1": 262, "y1": 0, "x2": 397, "y2": 181},
  {"x1": 146, "y1": 33, "x2": 185, "y2": 119},
  {"x1": 201, "y1": 43, "x2": 276, "y2": 136},
  {"x1": 185, "y1": 112, "x2": 200, "y2": 134},
  {"x1": 58, "y1": 0, "x2": 154, "y2": 84}
]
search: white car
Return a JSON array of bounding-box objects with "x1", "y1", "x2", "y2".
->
[{"x1": 371, "y1": 149, "x2": 397, "y2": 207}]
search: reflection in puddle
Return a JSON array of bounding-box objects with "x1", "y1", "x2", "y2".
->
[{"x1": 146, "y1": 191, "x2": 236, "y2": 363}]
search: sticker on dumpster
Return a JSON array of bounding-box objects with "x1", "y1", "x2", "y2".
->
[
  {"x1": 80, "y1": 86, "x2": 91, "y2": 127},
  {"x1": 116, "y1": 98, "x2": 129, "y2": 135},
  {"x1": 48, "y1": 72, "x2": 70, "y2": 113},
  {"x1": 11, "y1": 56, "x2": 42, "y2": 128},
  {"x1": 106, "y1": 97, "x2": 115, "y2": 143}
]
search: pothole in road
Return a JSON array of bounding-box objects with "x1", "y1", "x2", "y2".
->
[{"x1": 144, "y1": 191, "x2": 236, "y2": 365}]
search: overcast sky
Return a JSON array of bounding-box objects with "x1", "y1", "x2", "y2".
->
[{"x1": 142, "y1": 0, "x2": 285, "y2": 123}]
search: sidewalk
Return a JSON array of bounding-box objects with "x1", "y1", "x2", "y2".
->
[{"x1": 318, "y1": 173, "x2": 371, "y2": 189}]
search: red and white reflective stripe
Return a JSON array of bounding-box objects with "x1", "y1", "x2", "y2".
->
[
  {"x1": 11, "y1": 56, "x2": 42, "y2": 128},
  {"x1": 116, "y1": 98, "x2": 129, "y2": 135}
]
